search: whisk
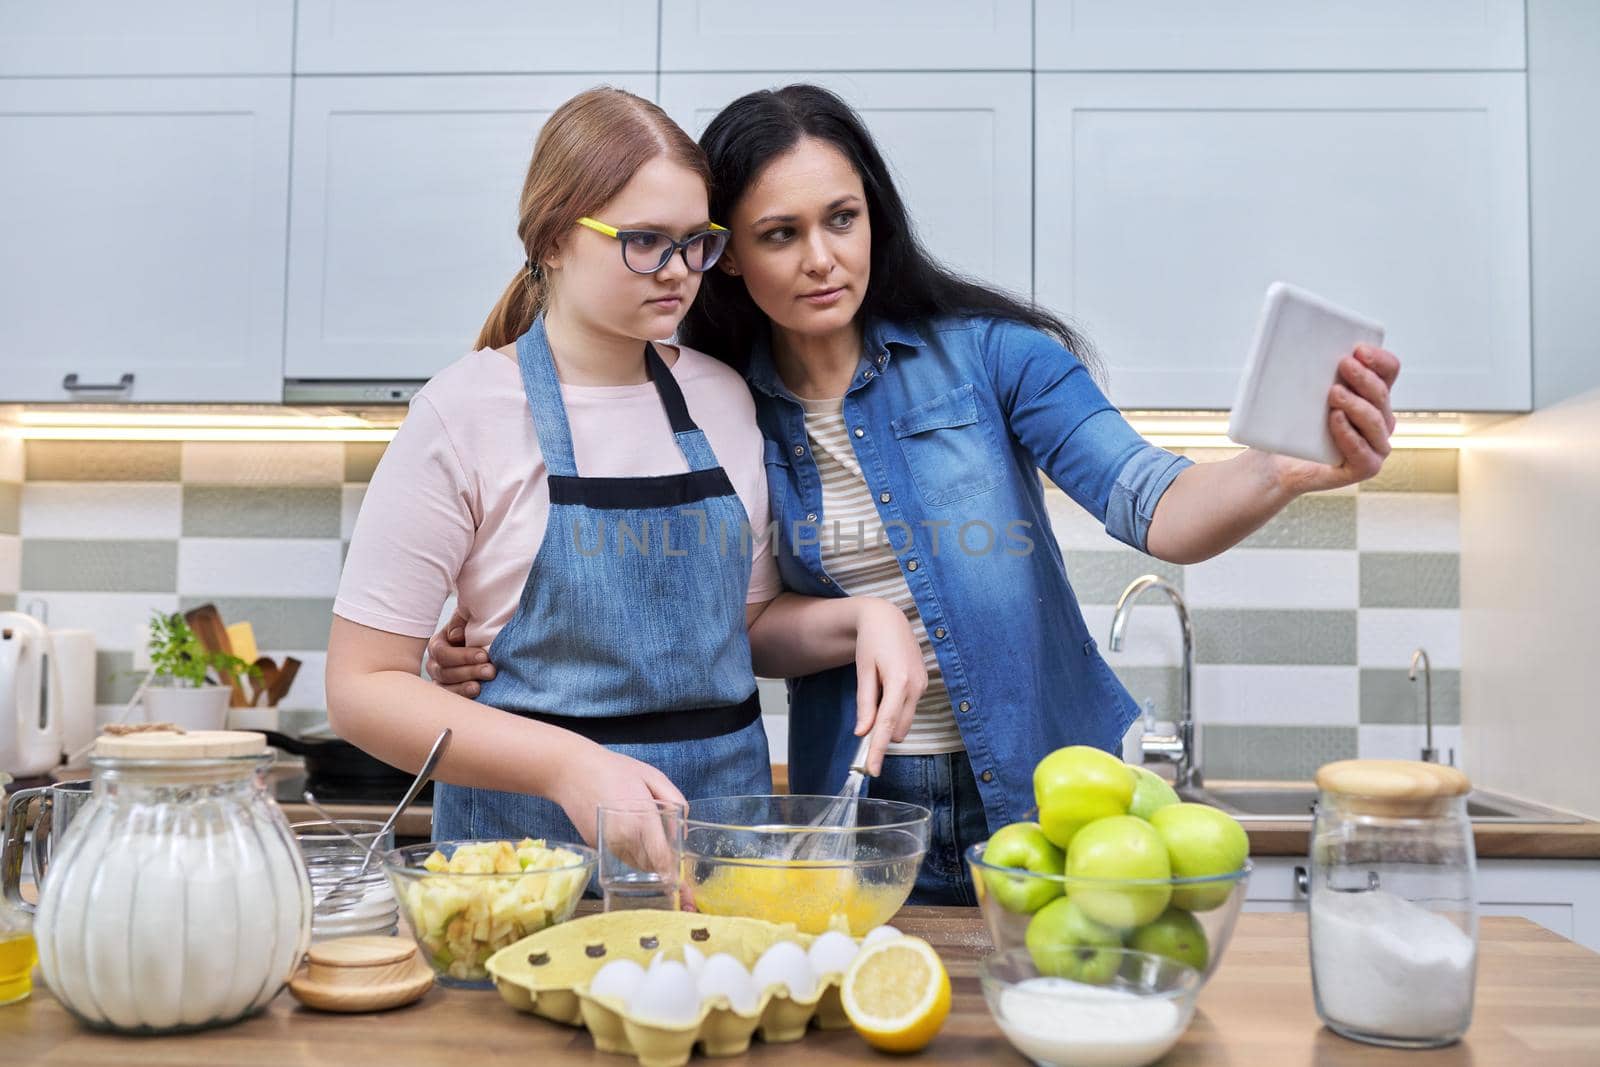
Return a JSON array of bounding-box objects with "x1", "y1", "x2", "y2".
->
[{"x1": 780, "y1": 733, "x2": 875, "y2": 863}]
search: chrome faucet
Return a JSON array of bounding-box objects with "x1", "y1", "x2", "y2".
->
[
  {"x1": 1108, "y1": 575, "x2": 1200, "y2": 789},
  {"x1": 1409, "y1": 648, "x2": 1438, "y2": 763}
]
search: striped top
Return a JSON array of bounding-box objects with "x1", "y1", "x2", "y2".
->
[{"x1": 799, "y1": 394, "x2": 966, "y2": 756}]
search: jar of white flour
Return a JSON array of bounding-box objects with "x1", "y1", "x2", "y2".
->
[{"x1": 1308, "y1": 759, "x2": 1477, "y2": 1048}]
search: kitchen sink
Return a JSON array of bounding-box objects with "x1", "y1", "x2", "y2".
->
[{"x1": 1179, "y1": 784, "x2": 1584, "y2": 824}]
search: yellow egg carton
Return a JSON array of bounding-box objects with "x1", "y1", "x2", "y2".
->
[{"x1": 485, "y1": 911, "x2": 854, "y2": 1067}]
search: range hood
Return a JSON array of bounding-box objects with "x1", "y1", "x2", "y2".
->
[{"x1": 283, "y1": 379, "x2": 425, "y2": 405}]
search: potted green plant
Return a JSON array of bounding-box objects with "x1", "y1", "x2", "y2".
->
[{"x1": 140, "y1": 612, "x2": 259, "y2": 730}]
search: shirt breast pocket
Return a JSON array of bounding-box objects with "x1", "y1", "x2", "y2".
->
[{"x1": 890, "y1": 383, "x2": 1004, "y2": 507}]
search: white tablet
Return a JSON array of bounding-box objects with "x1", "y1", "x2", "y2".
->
[{"x1": 1227, "y1": 282, "x2": 1385, "y2": 466}]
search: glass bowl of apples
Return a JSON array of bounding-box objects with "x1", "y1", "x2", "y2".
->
[
  {"x1": 967, "y1": 747, "x2": 1253, "y2": 986},
  {"x1": 384, "y1": 838, "x2": 596, "y2": 988},
  {"x1": 968, "y1": 839, "x2": 1249, "y2": 986}
]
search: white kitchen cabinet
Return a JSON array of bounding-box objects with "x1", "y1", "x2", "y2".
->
[
  {"x1": 293, "y1": 0, "x2": 657, "y2": 74},
  {"x1": 0, "y1": 0, "x2": 293, "y2": 76},
  {"x1": 661, "y1": 73, "x2": 1033, "y2": 302},
  {"x1": 1035, "y1": 73, "x2": 1531, "y2": 412},
  {"x1": 1245, "y1": 856, "x2": 1600, "y2": 953},
  {"x1": 284, "y1": 75, "x2": 654, "y2": 383},
  {"x1": 1036, "y1": 0, "x2": 1526, "y2": 72},
  {"x1": 660, "y1": 0, "x2": 1031, "y2": 71},
  {"x1": 0, "y1": 78, "x2": 290, "y2": 403}
]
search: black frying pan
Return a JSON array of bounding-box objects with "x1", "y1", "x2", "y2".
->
[{"x1": 261, "y1": 729, "x2": 418, "y2": 792}]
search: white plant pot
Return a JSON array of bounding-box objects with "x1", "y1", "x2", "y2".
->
[{"x1": 142, "y1": 684, "x2": 231, "y2": 731}]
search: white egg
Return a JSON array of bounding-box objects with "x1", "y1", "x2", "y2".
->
[
  {"x1": 627, "y1": 960, "x2": 702, "y2": 1026},
  {"x1": 752, "y1": 941, "x2": 818, "y2": 1001},
  {"x1": 681, "y1": 942, "x2": 706, "y2": 978},
  {"x1": 588, "y1": 958, "x2": 646, "y2": 1004},
  {"x1": 696, "y1": 953, "x2": 759, "y2": 1015},
  {"x1": 807, "y1": 931, "x2": 860, "y2": 977},
  {"x1": 862, "y1": 924, "x2": 903, "y2": 947}
]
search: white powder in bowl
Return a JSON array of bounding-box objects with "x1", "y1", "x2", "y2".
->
[
  {"x1": 997, "y1": 979, "x2": 1187, "y2": 1067},
  {"x1": 1311, "y1": 888, "x2": 1475, "y2": 1040}
]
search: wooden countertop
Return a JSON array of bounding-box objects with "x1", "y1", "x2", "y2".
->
[
  {"x1": 6, "y1": 910, "x2": 1597, "y2": 1065},
  {"x1": 1241, "y1": 818, "x2": 1600, "y2": 858}
]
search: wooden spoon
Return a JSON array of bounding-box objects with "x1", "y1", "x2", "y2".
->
[
  {"x1": 252, "y1": 657, "x2": 280, "y2": 707},
  {"x1": 267, "y1": 656, "x2": 301, "y2": 706}
]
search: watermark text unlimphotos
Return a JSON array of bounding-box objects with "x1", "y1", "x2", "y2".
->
[{"x1": 569, "y1": 511, "x2": 1035, "y2": 559}]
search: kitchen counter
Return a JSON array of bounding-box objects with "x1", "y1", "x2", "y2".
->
[
  {"x1": 6, "y1": 910, "x2": 1597, "y2": 1064},
  {"x1": 270, "y1": 764, "x2": 1600, "y2": 859}
]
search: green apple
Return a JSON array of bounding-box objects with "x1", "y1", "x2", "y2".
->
[
  {"x1": 1025, "y1": 897, "x2": 1125, "y2": 984},
  {"x1": 980, "y1": 822, "x2": 1066, "y2": 914},
  {"x1": 1128, "y1": 766, "x2": 1180, "y2": 821},
  {"x1": 1065, "y1": 815, "x2": 1173, "y2": 928},
  {"x1": 1033, "y1": 746, "x2": 1135, "y2": 849},
  {"x1": 1129, "y1": 907, "x2": 1209, "y2": 973},
  {"x1": 1149, "y1": 802, "x2": 1250, "y2": 911}
]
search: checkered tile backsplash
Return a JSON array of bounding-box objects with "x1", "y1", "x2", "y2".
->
[{"x1": 0, "y1": 439, "x2": 1462, "y2": 781}]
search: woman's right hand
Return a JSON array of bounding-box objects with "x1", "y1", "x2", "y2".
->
[
  {"x1": 853, "y1": 597, "x2": 928, "y2": 776},
  {"x1": 426, "y1": 608, "x2": 496, "y2": 697}
]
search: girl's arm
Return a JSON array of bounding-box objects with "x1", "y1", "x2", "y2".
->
[
  {"x1": 326, "y1": 615, "x2": 685, "y2": 846},
  {"x1": 1145, "y1": 345, "x2": 1400, "y2": 564}
]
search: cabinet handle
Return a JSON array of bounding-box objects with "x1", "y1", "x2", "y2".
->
[
  {"x1": 62, "y1": 372, "x2": 134, "y2": 395},
  {"x1": 1295, "y1": 865, "x2": 1309, "y2": 896}
]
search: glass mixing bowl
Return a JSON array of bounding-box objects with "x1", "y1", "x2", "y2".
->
[{"x1": 681, "y1": 795, "x2": 930, "y2": 935}]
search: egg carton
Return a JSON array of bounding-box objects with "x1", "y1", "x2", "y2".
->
[{"x1": 485, "y1": 911, "x2": 854, "y2": 1067}]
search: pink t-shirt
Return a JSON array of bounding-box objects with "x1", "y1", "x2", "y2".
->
[{"x1": 335, "y1": 344, "x2": 782, "y2": 649}]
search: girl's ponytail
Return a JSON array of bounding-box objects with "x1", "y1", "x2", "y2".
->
[{"x1": 474, "y1": 264, "x2": 543, "y2": 351}]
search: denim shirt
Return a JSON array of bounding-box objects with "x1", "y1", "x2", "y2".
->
[{"x1": 747, "y1": 315, "x2": 1192, "y2": 830}]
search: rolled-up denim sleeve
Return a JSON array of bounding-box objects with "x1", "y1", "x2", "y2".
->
[{"x1": 982, "y1": 319, "x2": 1192, "y2": 553}]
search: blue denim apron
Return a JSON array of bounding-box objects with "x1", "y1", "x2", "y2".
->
[{"x1": 434, "y1": 317, "x2": 772, "y2": 843}]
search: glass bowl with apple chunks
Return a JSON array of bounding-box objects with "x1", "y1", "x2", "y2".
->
[
  {"x1": 384, "y1": 839, "x2": 596, "y2": 987},
  {"x1": 967, "y1": 839, "x2": 1250, "y2": 986}
]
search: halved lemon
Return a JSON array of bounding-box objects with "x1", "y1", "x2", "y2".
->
[{"x1": 840, "y1": 934, "x2": 951, "y2": 1053}]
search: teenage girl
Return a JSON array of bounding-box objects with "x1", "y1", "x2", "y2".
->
[{"x1": 327, "y1": 87, "x2": 926, "y2": 847}]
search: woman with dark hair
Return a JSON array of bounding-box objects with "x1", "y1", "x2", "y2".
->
[{"x1": 435, "y1": 84, "x2": 1400, "y2": 905}]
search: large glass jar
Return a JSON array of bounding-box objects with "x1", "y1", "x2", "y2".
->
[
  {"x1": 33, "y1": 729, "x2": 311, "y2": 1034},
  {"x1": 1308, "y1": 759, "x2": 1477, "y2": 1048}
]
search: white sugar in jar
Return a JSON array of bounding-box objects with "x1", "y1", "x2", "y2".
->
[{"x1": 1308, "y1": 759, "x2": 1477, "y2": 1048}]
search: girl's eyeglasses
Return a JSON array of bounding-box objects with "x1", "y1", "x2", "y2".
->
[{"x1": 577, "y1": 217, "x2": 729, "y2": 275}]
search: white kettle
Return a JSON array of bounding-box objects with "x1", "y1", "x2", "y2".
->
[{"x1": 0, "y1": 611, "x2": 63, "y2": 777}]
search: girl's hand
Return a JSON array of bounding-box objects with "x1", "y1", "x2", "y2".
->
[
  {"x1": 426, "y1": 608, "x2": 496, "y2": 697},
  {"x1": 853, "y1": 598, "x2": 927, "y2": 776},
  {"x1": 551, "y1": 742, "x2": 687, "y2": 849},
  {"x1": 1272, "y1": 344, "x2": 1402, "y2": 494}
]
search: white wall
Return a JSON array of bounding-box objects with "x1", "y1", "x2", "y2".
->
[{"x1": 1460, "y1": 387, "x2": 1600, "y2": 818}]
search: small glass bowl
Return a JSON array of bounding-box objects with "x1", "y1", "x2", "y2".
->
[
  {"x1": 292, "y1": 819, "x2": 398, "y2": 942},
  {"x1": 979, "y1": 947, "x2": 1200, "y2": 1067},
  {"x1": 384, "y1": 839, "x2": 595, "y2": 988}
]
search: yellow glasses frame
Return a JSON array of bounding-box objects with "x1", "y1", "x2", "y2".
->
[{"x1": 576, "y1": 216, "x2": 729, "y2": 275}]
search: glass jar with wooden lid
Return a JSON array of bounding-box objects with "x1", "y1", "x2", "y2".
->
[{"x1": 1308, "y1": 759, "x2": 1477, "y2": 1048}]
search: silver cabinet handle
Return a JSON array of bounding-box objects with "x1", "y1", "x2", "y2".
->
[
  {"x1": 1295, "y1": 865, "x2": 1309, "y2": 896},
  {"x1": 62, "y1": 372, "x2": 134, "y2": 395}
]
